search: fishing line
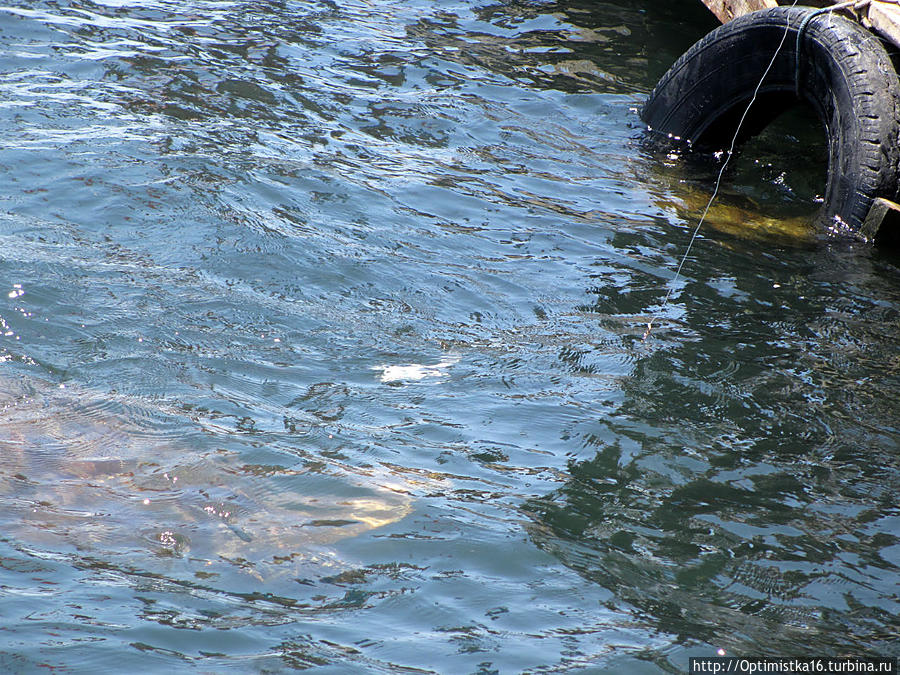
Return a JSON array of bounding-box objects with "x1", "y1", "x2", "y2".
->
[{"x1": 641, "y1": 0, "x2": 847, "y2": 341}]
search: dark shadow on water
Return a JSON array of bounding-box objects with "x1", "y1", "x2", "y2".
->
[
  {"x1": 405, "y1": 0, "x2": 717, "y2": 96},
  {"x1": 523, "y1": 241, "x2": 900, "y2": 661}
]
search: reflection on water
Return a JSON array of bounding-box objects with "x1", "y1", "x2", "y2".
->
[
  {"x1": 0, "y1": 0, "x2": 898, "y2": 672},
  {"x1": 526, "y1": 258, "x2": 900, "y2": 657},
  {"x1": 644, "y1": 102, "x2": 829, "y2": 245}
]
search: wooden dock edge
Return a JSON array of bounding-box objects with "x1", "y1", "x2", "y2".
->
[
  {"x1": 702, "y1": 0, "x2": 777, "y2": 24},
  {"x1": 701, "y1": 0, "x2": 900, "y2": 50},
  {"x1": 863, "y1": 1, "x2": 900, "y2": 48}
]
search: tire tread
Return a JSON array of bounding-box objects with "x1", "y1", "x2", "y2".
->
[{"x1": 642, "y1": 6, "x2": 900, "y2": 235}]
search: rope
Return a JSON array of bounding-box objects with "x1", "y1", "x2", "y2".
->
[
  {"x1": 794, "y1": 1, "x2": 868, "y2": 97},
  {"x1": 643, "y1": 0, "x2": 864, "y2": 341}
]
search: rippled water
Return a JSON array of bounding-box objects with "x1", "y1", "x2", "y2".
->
[{"x1": 1, "y1": 1, "x2": 898, "y2": 672}]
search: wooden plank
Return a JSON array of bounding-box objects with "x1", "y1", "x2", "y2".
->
[
  {"x1": 701, "y1": 0, "x2": 778, "y2": 23},
  {"x1": 861, "y1": 1, "x2": 900, "y2": 49},
  {"x1": 699, "y1": 0, "x2": 900, "y2": 51},
  {"x1": 860, "y1": 197, "x2": 900, "y2": 242}
]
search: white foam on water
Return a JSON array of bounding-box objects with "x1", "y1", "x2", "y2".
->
[{"x1": 375, "y1": 355, "x2": 460, "y2": 383}]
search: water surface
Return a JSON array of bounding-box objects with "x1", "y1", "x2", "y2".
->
[{"x1": 1, "y1": 1, "x2": 898, "y2": 672}]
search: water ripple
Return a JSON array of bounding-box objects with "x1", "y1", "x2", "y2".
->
[{"x1": 0, "y1": 0, "x2": 898, "y2": 672}]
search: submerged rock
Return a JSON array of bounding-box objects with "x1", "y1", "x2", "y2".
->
[{"x1": 0, "y1": 374, "x2": 415, "y2": 583}]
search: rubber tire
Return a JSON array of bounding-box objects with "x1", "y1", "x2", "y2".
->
[{"x1": 642, "y1": 6, "x2": 900, "y2": 237}]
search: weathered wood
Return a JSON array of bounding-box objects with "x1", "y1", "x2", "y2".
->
[
  {"x1": 860, "y1": 197, "x2": 900, "y2": 242},
  {"x1": 699, "y1": 0, "x2": 900, "y2": 53},
  {"x1": 861, "y1": 1, "x2": 900, "y2": 49},
  {"x1": 701, "y1": 0, "x2": 778, "y2": 23}
]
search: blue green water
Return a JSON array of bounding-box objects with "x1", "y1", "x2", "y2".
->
[{"x1": 1, "y1": 1, "x2": 898, "y2": 672}]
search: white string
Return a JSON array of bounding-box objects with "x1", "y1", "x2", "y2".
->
[{"x1": 644, "y1": 0, "x2": 804, "y2": 341}]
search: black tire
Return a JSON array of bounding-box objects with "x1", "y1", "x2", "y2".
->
[{"x1": 642, "y1": 6, "x2": 900, "y2": 237}]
